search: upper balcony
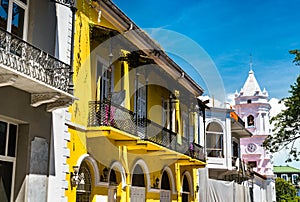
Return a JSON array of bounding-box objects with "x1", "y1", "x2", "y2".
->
[
  {"x1": 87, "y1": 100, "x2": 206, "y2": 163},
  {"x1": 0, "y1": 27, "x2": 73, "y2": 111}
]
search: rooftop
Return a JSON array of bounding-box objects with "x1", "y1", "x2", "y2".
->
[{"x1": 274, "y1": 165, "x2": 300, "y2": 173}]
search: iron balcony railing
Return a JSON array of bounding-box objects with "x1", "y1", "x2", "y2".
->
[
  {"x1": 88, "y1": 100, "x2": 206, "y2": 162},
  {"x1": 0, "y1": 27, "x2": 71, "y2": 93}
]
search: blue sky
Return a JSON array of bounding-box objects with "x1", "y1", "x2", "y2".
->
[{"x1": 113, "y1": 0, "x2": 300, "y2": 99}]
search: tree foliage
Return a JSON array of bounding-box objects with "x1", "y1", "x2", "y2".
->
[
  {"x1": 263, "y1": 50, "x2": 300, "y2": 162},
  {"x1": 275, "y1": 178, "x2": 300, "y2": 202}
]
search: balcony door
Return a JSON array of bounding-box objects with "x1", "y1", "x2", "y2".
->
[
  {"x1": 0, "y1": 0, "x2": 28, "y2": 39},
  {"x1": 96, "y1": 59, "x2": 114, "y2": 102}
]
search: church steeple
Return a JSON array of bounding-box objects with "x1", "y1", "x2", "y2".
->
[{"x1": 241, "y1": 69, "x2": 262, "y2": 96}]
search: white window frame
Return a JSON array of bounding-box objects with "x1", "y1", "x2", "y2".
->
[
  {"x1": 0, "y1": 118, "x2": 18, "y2": 202},
  {"x1": 281, "y1": 174, "x2": 288, "y2": 181},
  {"x1": 5, "y1": 0, "x2": 29, "y2": 40},
  {"x1": 206, "y1": 122, "x2": 224, "y2": 158},
  {"x1": 96, "y1": 56, "x2": 114, "y2": 101},
  {"x1": 292, "y1": 174, "x2": 298, "y2": 184}
]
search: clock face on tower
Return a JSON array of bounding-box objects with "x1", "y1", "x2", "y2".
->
[{"x1": 247, "y1": 143, "x2": 257, "y2": 153}]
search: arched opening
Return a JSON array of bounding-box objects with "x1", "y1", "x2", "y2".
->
[
  {"x1": 76, "y1": 161, "x2": 92, "y2": 202},
  {"x1": 132, "y1": 164, "x2": 145, "y2": 187},
  {"x1": 131, "y1": 164, "x2": 146, "y2": 201},
  {"x1": 182, "y1": 175, "x2": 190, "y2": 202},
  {"x1": 247, "y1": 115, "x2": 254, "y2": 127},
  {"x1": 206, "y1": 122, "x2": 224, "y2": 157},
  {"x1": 108, "y1": 169, "x2": 121, "y2": 202},
  {"x1": 160, "y1": 171, "x2": 171, "y2": 202},
  {"x1": 161, "y1": 171, "x2": 170, "y2": 190}
]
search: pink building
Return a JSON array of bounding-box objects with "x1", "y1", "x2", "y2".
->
[{"x1": 234, "y1": 69, "x2": 276, "y2": 201}]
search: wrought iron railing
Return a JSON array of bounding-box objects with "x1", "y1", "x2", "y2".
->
[
  {"x1": 88, "y1": 100, "x2": 206, "y2": 162},
  {"x1": 0, "y1": 27, "x2": 71, "y2": 93}
]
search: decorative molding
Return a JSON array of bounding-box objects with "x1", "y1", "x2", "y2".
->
[
  {"x1": 46, "y1": 98, "x2": 72, "y2": 112},
  {"x1": 0, "y1": 74, "x2": 18, "y2": 87},
  {"x1": 31, "y1": 93, "x2": 60, "y2": 107}
]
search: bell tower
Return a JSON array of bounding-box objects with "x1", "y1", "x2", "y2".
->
[{"x1": 234, "y1": 68, "x2": 273, "y2": 177}]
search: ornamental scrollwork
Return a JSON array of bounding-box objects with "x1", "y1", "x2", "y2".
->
[{"x1": 0, "y1": 28, "x2": 71, "y2": 93}]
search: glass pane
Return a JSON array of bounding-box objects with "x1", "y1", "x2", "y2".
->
[
  {"x1": 7, "y1": 124, "x2": 17, "y2": 157},
  {"x1": 0, "y1": 0, "x2": 8, "y2": 30},
  {"x1": 0, "y1": 121, "x2": 7, "y2": 156},
  {"x1": 11, "y1": 2, "x2": 24, "y2": 38},
  {"x1": 20, "y1": 0, "x2": 27, "y2": 5},
  {"x1": 0, "y1": 160, "x2": 13, "y2": 202}
]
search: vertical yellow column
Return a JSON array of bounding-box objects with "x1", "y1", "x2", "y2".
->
[
  {"x1": 126, "y1": 173, "x2": 131, "y2": 202},
  {"x1": 175, "y1": 163, "x2": 182, "y2": 202},
  {"x1": 193, "y1": 168, "x2": 199, "y2": 202},
  {"x1": 122, "y1": 51, "x2": 131, "y2": 110}
]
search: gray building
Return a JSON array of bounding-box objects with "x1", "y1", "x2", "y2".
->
[{"x1": 0, "y1": 0, "x2": 74, "y2": 201}]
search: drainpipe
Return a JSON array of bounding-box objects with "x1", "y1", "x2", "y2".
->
[{"x1": 68, "y1": 3, "x2": 77, "y2": 95}]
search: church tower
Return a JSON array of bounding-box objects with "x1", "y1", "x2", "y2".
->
[{"x1": 234, "y1": 68, "x2": 274, "y2": 177}]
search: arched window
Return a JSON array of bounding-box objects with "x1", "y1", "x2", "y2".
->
[
  {"x1": 247, "y1": 115, "x2": 254, "y2": 127},
  {"x1": 132, "y1": 165, "x2": 145, "y2": 187},
  {"x1": 76, "y1": 161, "x2": 91, "y2": 202},
  {"x1": 206, "y1": 122, "x2": 223, "y2": 157}
]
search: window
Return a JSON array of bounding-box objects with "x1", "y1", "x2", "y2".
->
[
  {"x1": 232, "y1": 141, "x2": 239, "y2": 158},
  {"x1": 281, "y1": 174, "x2": 288, "y2": 181},
  {"x1": 206, "y1": 122, "x2": 223, "y2": 158},
  {"x1": 96, "y1": 60, "x2": 113, "y2": 101},
  {"x1": 292, "y1": 174, "x2": 299, "y2": 185},
  {"x1": 247, "y1": 115, "x2": 254, "y2": 127},
  {"x1": 247, "y1": 99, "x2": 252, "y2": 104},
  {"x1": 0, "y1": 120, "x2": 18, "y2": 202},
  {"x1": 248, "y1": 161, "x2": 257, "y2": 168},
  {"x1": 0, "y1": 0, "x2": 28, "y2": 39},
  {"x1": 135, "y1": 82, "x2": 146, "y2": 127}
]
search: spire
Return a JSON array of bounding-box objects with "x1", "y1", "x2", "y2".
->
[
  {"x1": 250, "y1": 53, "x2": 253, "y2": 72},
  {"x1": 241, "y1": 69, "x2": 261, "y2": 96}
]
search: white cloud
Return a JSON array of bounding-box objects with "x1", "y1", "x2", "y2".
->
[
  {"x1": 269, "y1": 98, "x2": 285, "y2": 118},
  {"x1": 226, "y1": 93, "x2": 236, "y2": 108}
]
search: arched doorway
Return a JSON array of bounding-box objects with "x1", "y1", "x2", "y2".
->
[
  {"x1": 182, "y1": 175, "x2": 190, "y2": 202},
  {"x1": 108, "y1": 169, "x2": 118, "y2": 202},
  {"x1": 76, "y1": 161, "x2": 92, "y2": 202},
  {"x1": 160, "y1": 171, "x2": 171, "y2": 202},
  {"x1": 131, "y1": 164, "x2": 146, "y2": 202}
]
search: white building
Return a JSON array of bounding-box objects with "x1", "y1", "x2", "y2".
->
[
  {"x1": 199, "y1": 107, "x2": 252, "y2": 202},
  {"x1": 234, "y1": 68, "x2": 276, "y2": 202}
]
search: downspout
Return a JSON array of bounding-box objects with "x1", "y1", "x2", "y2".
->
[{"x1": 69, "y1": 3, "x2": 77, "y2": 95}]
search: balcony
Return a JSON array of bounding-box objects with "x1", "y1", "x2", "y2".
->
[
  {"x1": 88, "y1": 100, "x2": 205, "y2": 162},
  {"x1": 0, "y1": 28, "x2": 73, "y2": 111}
]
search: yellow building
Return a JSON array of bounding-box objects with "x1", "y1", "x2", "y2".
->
[{"x1": 66, "y1": 0, "x2": 207, "y2": 201}]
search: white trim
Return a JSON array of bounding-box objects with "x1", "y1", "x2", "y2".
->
[
  {"x1": 131, "y1": 159, "x2": 151, "y2": 191},
  {"x1": 182, "y1": 171, "x2": 194, "y2": 197},
  {"x1": 281, "y1": 174, "x2": 288, "y2": 181},
  {"x1": 109, "y1": 161, "x2": 127, "y2": 189},
  {"x1": 161, "y1": 166, "x2": 176, "y2": 195}
]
